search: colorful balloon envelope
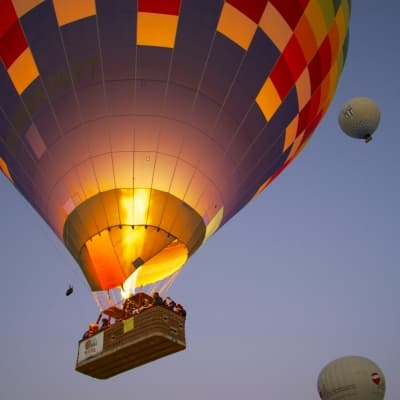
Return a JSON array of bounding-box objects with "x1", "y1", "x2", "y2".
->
[{"x1": 0, "y1": 0, "x2": 351, "y2": 306}]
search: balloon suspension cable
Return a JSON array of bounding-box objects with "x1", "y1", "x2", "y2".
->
[{"x1": 158, "y1": 271, "x2": 180, "y2": 296}]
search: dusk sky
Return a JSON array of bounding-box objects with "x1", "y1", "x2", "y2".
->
[{"x1": 0, "y1": 1, "x2": 399, "y2": 399}]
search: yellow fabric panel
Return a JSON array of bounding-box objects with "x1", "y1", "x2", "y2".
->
[
  {"x1": 341, "y1": 0, "x2": 351, "y2": 23},
  {"x1": 204, "y1": 207, "x2": 224, "y2": 242},
  {"x1": 53, "y1": 0, "x2": 96, "y2": 26},
  {"x1": 335, "y1": 7, "x2": 347, "y2": 48},
  {"x1": 294, "y1": 15, "x2": 317, "y2": 63},
  {"x1": 304, "y1": 1, "x2": 327, "y2": 48},
  {"x1": 259, "y1": 2, "x2": 292, "y2": 52},
  {"x1": 0, "y1": 158, "x2": 14, "y2": 182},
  {"x1": 135, "y1": 241, "x2": 188, "y2": 287},
  {"x1": 12, "y1": 0, "x2": 44, "y2": 17},
  {"x1": 295, "y1": 68, "x2": 311, "y2": 111},
  {"x1": 283, "y1": 115, "x2": 299, "y2": 152},
  {"x1": 318, "y1": 0, "x2": 335, "y2": 29},
  {"x1": 327, "y1": 21, "x2": 340, "y2": 60},
  {"x1": 137, "y1": 12, "x2": 178, "y2": 48},
  {"x1": 319, "y1": 61, "x2": 339, "y2": 114},
  {"x1": 7, "y1": 48, "x2": 39, "y2": 95},
  {"x1": 123, "y1": 317, "x2": 134, "y2": 333},
  {"x1": 216, "y1": 2, "x2": 257, "y2": 50},
  {"x1": 256, "y1": 78, "x2": 281, "y2": 121}
]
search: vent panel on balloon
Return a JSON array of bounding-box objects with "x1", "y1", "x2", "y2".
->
[{"x1": 76, "y1": 305, "x2": 186, "y2": 379}]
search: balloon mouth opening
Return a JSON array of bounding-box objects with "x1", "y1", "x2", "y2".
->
[
  {"x1": 91, "y1": 236, "x2": 189, "y2": 311},
  {"x1": 63, "y1": 188, "x2": 206, "y2": 292}
]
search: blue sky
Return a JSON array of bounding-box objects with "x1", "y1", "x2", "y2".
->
[{"x1": 1, "y1": 1, "x2": 399, "y2": 399}]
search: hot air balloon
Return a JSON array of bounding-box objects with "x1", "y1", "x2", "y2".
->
[
  {"x1": 0, "y1": 0, "x2": 351, "y2": 378},
  {"x1": 318, "y1": 355, "x2": 386, "y2": 400},
  {"x1": 338, "y1": 97, "x2": 381, "y2": 142}
]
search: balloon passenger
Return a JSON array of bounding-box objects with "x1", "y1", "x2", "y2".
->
[
  {"x1": 139, "y1": 298, "x2": 152, "y2": 312},
  {"x1": 88, "y1": 323, "x2": 99, "y2": 337},
  {"x1": 163, "y1": 297, "x2": 176, "y2": 311},
  {"x1": 175, "y1": 304, "x2": 186, "y2": 318},
  {"x1": 152, "y1": 291, "x2": 164, "y2": 306},
  {"x1": 100, "y1": 317, "x2": 111, "y2": 330}
]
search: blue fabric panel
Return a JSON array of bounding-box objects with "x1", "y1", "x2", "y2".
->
[
  {"x1": 237, "y1": 28, "x2": 280, "y2": 99},
  {"x1": 21, "y1": 80, "x2": 61, "y2": 147},
  {"x1": 105, "y1": 80, "x2": 135, "y2": 116},
  {"x1": 190, "y1": 93, "x2": 220, "y2": 134},
  {"x1": 96, "y1": 0, "x2": 137, "y2": 47},
  {"x1": 136, "y1": 46, "x2": 171, "y2": 81},
  {"x1": 228, "y1": 105, "x2": 266, "y2": 163},
  {"x1": 171, "y1": 0, "x2": 222, "y2": 88},
  {"x1": 266, "y1": 87, "x2": 298, "y2": 140},
  {"x1": 163, "y1": 83, "x2": 196, "y2": 123},
  {"x1": 134, "y1": 80, "x2": 167, "y2": 116},
  {"x1": 97, "y1": 0, "x2": 136, "y2": 81},
  {"x1": 211, "y1": 112, "x2": 240, "y2": 149},
  {"x1": 20, "y1": 2, "x2": 74, "y2": 101},
  {"x1": 200, "y1": 33, "x2": 244, "y2": 104},
  {"x1": 61, "y1": 17, "x2": 102, "y2": 88}
]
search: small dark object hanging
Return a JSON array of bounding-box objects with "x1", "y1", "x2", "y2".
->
[{"x1": 66, "y1": 285, "x2": 73, "y2": 296}]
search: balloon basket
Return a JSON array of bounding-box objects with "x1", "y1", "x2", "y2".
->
[{"x1": 75, "y1": 306, "x2": 186, "y2": 379}]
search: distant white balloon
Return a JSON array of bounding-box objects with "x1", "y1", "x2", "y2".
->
[
  {"x1": 338, "y1": 97, "x2": 380, "y2": 142},
  {"x1": 318, "y1": 355, "x2": 386, "y2": 400}
]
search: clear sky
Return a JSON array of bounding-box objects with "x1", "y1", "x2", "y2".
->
[{"x1": 1, "y1": 1, "x2": 399, "y2": 399}]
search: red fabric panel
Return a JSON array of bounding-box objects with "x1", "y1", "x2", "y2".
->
[
  {"x1": 283, "y1": 35, "x2": 307, "y2": 82},
  {"x1": 270, "y1": 56, "x2": 293, "y2": 100},
  {"x1": 138, "y1": 0, "x2": 181, "y2": 16},
  {"x1": 305, "y1": 110, "x2": 323, "y2": 138},
  {"x1": 0, "y1": 0, "x2": 18, "y2": 37},
  {"x1": 309, "y1": 37, "x2": 331, "y2": 92},
  {"x1": 0, "y1": 20, "x2": 28, "y2": 68},
  {"x1": 226, "y1": 0, "x2": 268, "y2": 23},
  {"x1": 269, "y1": 0, "x2": 310, "y2": 30},
  {"x1": 297, "y1": 87, "x2": 321, "y2": 133}
]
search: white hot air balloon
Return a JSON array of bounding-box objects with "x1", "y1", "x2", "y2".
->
[
  {"x1": 338, "y1": 97, "x2": 381, "y2": 142},
  {"x1": 318, "y1": 356, "x2": 386, "y2": 400}
]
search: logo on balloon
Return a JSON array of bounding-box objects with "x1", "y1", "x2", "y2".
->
[
  {"x1": 371, "y1": 372, "x2": 381, "y2": 385},
  {"x1": 342, "y1": 105, "x2": 354, "y2": 119},
  {"x1": 85, "y1": 338, "x2": 97, "y2": 350}
]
